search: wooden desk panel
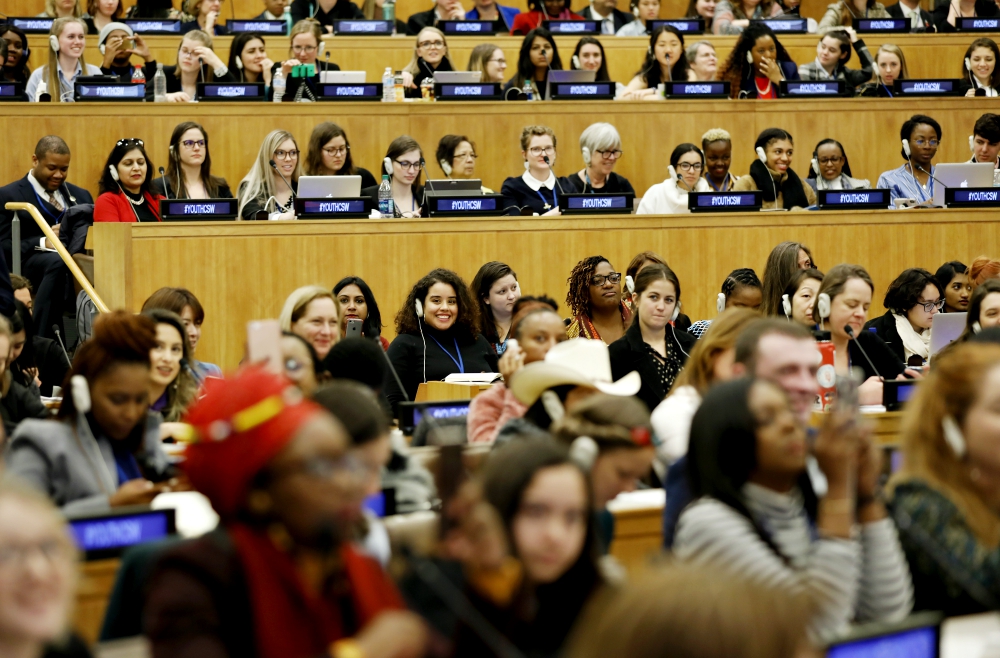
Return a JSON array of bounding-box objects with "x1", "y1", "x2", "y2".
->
[
  {"x1": 0, "y1": 99, "x2": 991, "y2": 210},
  {"x1": 92, "y1": 209, "x2": 1000, "y2": 370}
]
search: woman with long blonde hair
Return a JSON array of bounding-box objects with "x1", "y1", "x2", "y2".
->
[
  {"x1": 25, "y1": 17, "x2": 101, "y2": 102},
  {"x1": 402, "y1": 27, "x2": 454, "y2": 97},
  {"x1": 237, "y1": 130, "x2": 302, "y2": 220}
]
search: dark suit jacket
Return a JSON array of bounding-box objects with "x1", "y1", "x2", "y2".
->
[
  {"x1": 849, "y1": 329, "x2": 906, "y2": 381},
  {"x1": 864, "y1": 312, "x2": 905, "y2": 363},
  {"x1": 932, "y1": 0, "x2": 999, "y2": 31},
  {"x1": 407, "y1": 8, "x2": 441, "y2": 34},
  {"x1": 885, "y1": 2, "x2": 935, "y2": 29},
  {"x1": 608, "y1": 320, "x2": 695, "y2": 413},
  {"x1": 290, "y1": 0, "x2": 364, "y2": 25},
  {"x1": 0, "y1": 176, "x2": 93, "y2": 266},
  {"x1": 580, "y1": 5, "x2": 635, "y2": 32}
]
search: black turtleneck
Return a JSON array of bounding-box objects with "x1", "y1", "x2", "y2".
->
[
  {"x1": 122, "y1": 189, "x2": 159, "y2": 222},
  {"x1": 405, "y1": 57, "x2": 454, "y2": 98},
  {"x1": 384, "y1": 324, "x2": 498, "y2": 418}
]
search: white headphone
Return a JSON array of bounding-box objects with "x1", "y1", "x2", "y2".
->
[
  {"x1": 811, "y1": 158, "x2": 820, "y2": 175},
  {"x1": 581, "y1": 146, "x2": 591, "y2": 165},
  {"x1": 108, "y1": 164, "x2": 119, "y2": 181},
  {"x1": 782, "y1": 293, "x2": 792, "y2": 318},
  {"x1": 668, "y1": 165, "x2": 679, "y2": 180},
  {"x1": 716, "y1": 292, "x2": 726, "y2": 314},
  {"x1": 439, "y1": 159, "x2": 452, "y2": 176},
  {"x1": 902, "y1": 138, "x2": 911, "y2": 157},
  {"x1": 569, "y1": 435, "x2": 598, "y2": 471},
  {"x1": 625, "y1": 274, "x2": 635, "y2": 295},
  {"x1": 746, "y1": 50, "x2": 754, "y2": 65},
  {"x1": 50, "y1": 34, "x2": 60, "y2": 54},
  {"x1": 415, "y1": 298, "x2": 424, "y2": 318},
  {"x1": 383, "y1": 157, "x2": 393, "y2": 176},
  {"x1": 970, "y1": 135, "x2": 976, "y2": 153},
  {"x1": 816, "y1": 292, "x2": 832, "y2": 320},
  {"x1": 973, "y1": 321, "x2": 983, "y2": 334},
  {"x1": 672, "y1": 299, "x2": 681, "y2": 323},
  {"x1": 71, "y1": 374, "x2": 91, "y2": 413},
  {"x1": 755, "y1": 146, "x2": 767, "y2": 164},
  {"x1": 572, "y1": 54, "x2": 581, "y2": 69},
  {"x1": 236, "y1": 54, "x2": 243, "y2": 69},
  {"x1": 942, "y1": 415, "x2": 967, "y2": 457}
]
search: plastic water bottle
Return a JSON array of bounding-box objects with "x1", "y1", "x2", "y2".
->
[
  {"x1": 283, "y1": 5, "x2": 293, "y2": 34},
  {"x1": 378, "y1": 175, "x2": 394, "y2": 217},
  {"x1": 272, "y1": 69, "x2": 285, "y2": 102},
  {"x1": 131, "y1": 65, "x2": 145, "y2": 86},
  {"x1": 153, "y1": 63, "x2": 167, "y2": 102},
  {"x1": 382, "y1": 67, "x2": 394, "y2": 102},
  {"x1": 522, "y1": 80, "x2": 534, "y2": 101}
]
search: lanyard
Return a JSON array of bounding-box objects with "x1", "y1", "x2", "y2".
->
[
  {"x1": 30, "y1": 187, "x2": 66, "y2": 224},
  {"x1": 704, "y1": 173, "x2": 733, "y2": 192},
  {"x1": 535, "y1": 186, "x2": 556, "y2": 210},
  {"x1": 429, "y1": 335, "x2": 464, "y2": 373}
]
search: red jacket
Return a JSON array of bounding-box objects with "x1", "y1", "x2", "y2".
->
[
  {"x1": 94, "y1": 190, "x2": 162, "y2": 222},
  {"x1": 510, "y1": 9, "x2": 585, "y2": 34}
]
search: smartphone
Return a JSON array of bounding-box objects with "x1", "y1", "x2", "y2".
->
[
  {"x1": 833, "y1": 374, "x2": 860, "y2": 414},
  {"x1": 346, "y1": 318, "x2": 363, "y2": 339},
  {"x1": 246, "y1": 319, "x2": 283, "y2": 375}
]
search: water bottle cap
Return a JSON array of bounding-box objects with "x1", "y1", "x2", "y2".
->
[
  {"x1": 382, "y1": 174, "x2": 389, "y2": 180},
  {"x1": 812, "y1": 330, "x2": 831, "y2": 341}
]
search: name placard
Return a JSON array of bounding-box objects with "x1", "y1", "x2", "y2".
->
[
  {"x1": 543, "y1": 20, "x2": 599, "y2": 34},
  {"x1": 958, "y1": 16, "x2": 1000, "y2": 30},
  {"x1": 689, "y1": 191, "x2": 763, "y2": 212},
  {"x1": 69, "y1": 508, "x2": 175, "y2": 560},
  {"x1": 429, "y1": 194, "x2": 505, "y2": 216},
  {"x1": 854, "y1": 17, "x2": 909, "y2": 32},
  {"x1": 549, "y1": 82, "x2": 615, "y2": 100},
  {"x1": 295, "y1": 197, "x2": 371, "y2": 218},
  {"x1": 435, "y1": 82, "x2": 502, "y2": 100},
  {"x1": 161, "y1": 198, "x2": 239, "y2": 220},
  {"x1": 752, "y1": 17, "x2": 807, "y2": 32},
  {"x1": 8, "y1": 17, "x2": 54, "y2": 33},
  {"x1": 317, "y1": 83, "x2": 381, "y2": 100},
  {"x1": 226, "y1": 19, "x2": 286, "y2": 33},
  {"x1": 649, "y1": 18, "x2": 705, "y2": 32},
  {"x1": 124, "y1": 19, "x2": 182, "y2": 33},
  {"x1": 780, "y1": 80, "x2": 844, "y2": 97},
  {"x1": 197, "y1": 82, "x2": 265, "y2": 101},
  {"x1": 817, "y1": 189, "x2": 891, "y2": 210},
  {"x1": 562, "y1": 193, "x2": 634, "y2": 214},
  {"x1": 894, "y1": 79, "x2": 960, "y2": 95},
  {"x1": 0, "y1": 82, "x2": 25, "y2": 100},
  {"x1": 440, "y1": 19, "x2": 496, "y2": 34},
  {"x1": 945, "y1": 187, "x2": 1000, "y2": 208},
  {"x1": 74, "y1": 82, "x2": 145, "y2": 101},
  {"x1": 664, "y1": 81, "x2": 730, "y2": 98},
  {"x1": 333, "y1": 20, "x2": 393, "y2": 34}
]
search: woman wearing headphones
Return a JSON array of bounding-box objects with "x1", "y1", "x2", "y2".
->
[
  {"x1": 361, "y1": 135, "x2": 428, "y2": 218},
  {"x1": 960, "y1": 38, "x2": 1000, "y2": 97},
  {"x1": 734, "y1": 128, "x2": 817, "y2": 210},
  {"x1": 717, "y1": 23, "x2": 798, "y2": 99},
  {"x1": 637, "y1": 143, "x2": 710, "y2": 214},
  {"x1": 876, "y1": 114, "x2": 941, "y2": 206},
  {"x1": 95, "y1": 138, "x2": 163, "y2": 222},
  {"x1": 25, "y1": 17, "x2": 102, "y2": 102},
  {"x1": 271, "y1": 19, "x2": 339, "y2": 102},
  {"x1": 560, "y1": 123, "x2": 634, "y2": 194},
  {"x1": 609, "y1": 263, "x2": 695, "y2": 413},
  {"x1": 180, "y1": 0, "x2": 228, "y2": 35},
  {"x1": 952, "y1": 280, "x2": 1000, "y2": 344},
  {"x1": 781, "y1": 268, "x2": 824, "y2": 327},
  {"x1": 570, "y1": 37, "x2": 610, "y2": 82},
  {"x1": 435, "y1": 135, "x2": 492, "y2": 192},
  {"x1": 620, "y1": 26, "x2": 690, "y2": 100},
  {"x1": 806, "y1": 138, "x2": 871, "y2": 192},
  {"x1": 501, "y1": 125, "x2": 562, "y2": 216},
  {"x1": 760, "y1": 240, "x2": 815, "y2": 316},
  {"x1": 856, "y1": 43, "x2": 907, "y2": 97},
  {"x1": 2, "y1": 25, "x2": 32, "y2": 84},
  {"x1": 504, "y1": 28, "x2": 562, "y2": 96},
  {"x1": 713, "y1": 0, "x2": 782, "y2": 34},
  {"x1": 685, "y1": 0, "x2": 716, "y2": 32},
  {"x1": 402, "y1": 27, "x2": 454, "y2": 98},
  {"x1": 306, "y1": 122, "x2": 378, "y2": 189},
  {"x1": 688, "y1": 268, "x2": 762, "y2": 338},
  {"x1": 152, "y1": 122, "x2": 232, "y2": 200},
  {"x1": 864, "y1": 268, "x2": 943, "y2": 366},
  {"x1": 798, "y1": 29, "x2": 874, "y2": 96},
  {"x1": 617, "y1": 0, "x2": 661, "y2": 35},
  {"x1": 149, "y1": 29, "x2": 233, "y2": 102},
  {"x1": 227, "y1": 32, "x2": 273, "y2": 89},
  {"x1": 237, "y1": 129, "x2": 301, "y2": 220}
]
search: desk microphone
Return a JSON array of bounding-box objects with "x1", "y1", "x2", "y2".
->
[
  {"x1": 915, "y1": 165, "x2": 947, "y2": 201},
  {"x1": 158, "y1": 167, "x2": 172, "y2": 199},
  {"x1": 844, "y1": 325, "x2": 883, "y2": 380},
  {"x1": 53, "y1": 326, "x2": 71, "y2": 364},
  {"x1": 198, "y1": 56, "x2": 205, "y2": 83},
  {"x1": 542, "y1": 155, "x2": 566, "y2": 200},
  {"x1": 269, "y1": 159, "x2": 297, "y2": 198}
]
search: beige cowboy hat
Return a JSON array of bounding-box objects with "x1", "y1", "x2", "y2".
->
[{"x1": 509, "y1": 338, "x2": 641, "y2": 406}]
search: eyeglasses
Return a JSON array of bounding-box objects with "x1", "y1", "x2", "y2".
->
[
  {"x1": 453, "y1": 151, "x2": 477, "y2": 161},
  {"x1": 292, "y1": 44, "x2": 317, "y2": 54},
  {"x1": 0, "y1": 540, "x2": 71, "y2": 570},
  {"x1": 677, "y1": 162, "x2": 703, "y2": 172},
  {"x1": 116, "y1": 138, "x2": 144, "y2": 147},
  {"x1": 590, "y1": 272, "x2": 622, "y2": 286},
  {"x1": 487, "y1": 57, "x2": 507, "y2": 65},
  {"x1": 528, "y1": 146, "x2": 555, "y2": 155},
  {"x1": 817, "y1": 156, "x2": 842, "y2": 165},
  {"x1": 395, "y1": 160, "x2": 421, "y2": 171},
  {"x1": 595, "y1": 149, "x2": 623, "y2": 160},
  {"x1": 913, "y1": 139, "x2": 939, "y2": 148},
  {"x1": 274, "y1": 149, "x2": 299, "y2": 160},
  {"x1": 322, "y1": 146, "x2": 349, "y2": 157},
  {"x1": 181, "y1": 139, "x2": 206, "y2": 149},
  {"x1": 918, "y1": 298, "x2": 945, "y2": 312},
  {"x1": 418, "y1": 39, "x2": 445, "y2": 48}
]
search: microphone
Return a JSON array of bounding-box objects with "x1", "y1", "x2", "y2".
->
[
  {"x1": 843, "y1": 325, "x2": 884, "y2": 380},
  {"x1": 542, "y1": 154, "x2": 566, "y2": 203},
  {"x1": 540, "y1": 47, "x2": 553, "y2": 99},
  {"x1": 269, "y1": 159, "x2": 297, "y2": 199},
  {"x1": 198, "y1": 56, "x2": 205, "y2": 83},
  {"x1": 158, "y1": 167, "x2": 172, "y2": 200},
  {"x1": 915, "y1": 164, "x2": 947, "y2": 203},
  {"x1": 419, "y1": 158, "x2": 436, "y2": 193},
  {"x1": 53, "y1": 326, "x2": 71, "y2": 364}
]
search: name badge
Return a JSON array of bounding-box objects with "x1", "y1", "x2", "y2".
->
[
  {"x1": 0, "y1": 82, "x2": 25, "y2": 99},
  {"x1": 74, "y1": 82, "x2": 145, "y2": 100},
  {"x1": 440, "y1": 20, "x2": 496, "y2": 34},
  {"x1": 124, "y1": 19, "x2": 182, "y2": 33},
  {"x1": 958, "y1": 16, "x2": 1000, "y2": 30},
  {"x1": 780, "y1": 80, "x2": 843, "y2": 97},
  {"x1": 296, "y1": 197, "x2": 371, "y2": 218},
  {"x1": 817, "y1": 189, "x2": 891, "y2": 210},
  {"x1": 945, "y1": 187, "x2": 1000, "y2": 208},
  {"x1": 429, "y1": 194, "x2": 504, "y2": 216},
  {"x1": 543, "y1": 20, "x2": 599, "y2": 34},
  {"x1": 333, "y1": 20, "x2": 393, "y2": 34},
  {"x1": 854, "y1": 17, "x2": 909, "y2": 32},
  {"x1": 69, "y1": 509, "x2": 175, "y2": 560},
  {"x1": 226, "y1": 19, "x2": 286, "y2": 33},
  {"x1": 161, "y1": 198, "x2": 239, "y2": 220},
  {"x1": 664, "y1": 81, "x2": 729, "y2": 98},
  {"x1": 317, "y1": 83, "x2": 381, "y2": 100},
  {"x1": 549, "y1": 82, "x2": 615, "y2": 100},
  {"x1": 649, "y1": 18, "x2": 704, "y2": 32},
  {"x1": 752, "y1": 18, "x2": 807, "y2": 32},
  {"x1": 894, "y1": 79, "x2": 959, "y2": 95},
  {"x1": 562, "y1": 193, "x2": 634, "y2": 214},
  {"x1": 435, "y1": 83, "x2": 502, "y2": 100},
  {"x1": 688, "y1": 191, "x2": 763, "y2": 212},
  {"x1": 8, "y1": 17, "x2": 54, "y2": 32},
  {"x1": 197, "y1": 82, "x2": 265, "y2": 101}
]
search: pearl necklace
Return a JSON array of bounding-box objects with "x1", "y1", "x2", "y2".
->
[{"x1": 124, "y1": 191, "x2": 145, "y2": 206}]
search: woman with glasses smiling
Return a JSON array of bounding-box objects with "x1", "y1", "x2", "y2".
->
[
  {"x1": 305, "y1": 122, "x2": 378, "y2": 190},
  {"x1": 467, "y1": 43, "x2": 508, "y2": 83},
  {"x1": 272, "y1": 19, "x2": 339, "y2": 102},
  {"x1": 153, "y1": 121, "x2": 232, "y2": 200},
  {"x1": 560, "y1": 122, "x2": 634, "y2": 195},
  {"x1": 362, "y1": 136, "x2": 428, "y2": 218},
  {"x1": 237, "y1": 129, "x2": 301, "y2": 220},
  {"x1": 501, "y1": 125, "x2": 562, "y2": 216},
  {"x1": 401, "y1": 27, "x2": 453, "y2": 98},
  {"x1": 436, "y1": 135, "x2": 493, "y2": 192},
  {"x1": 877, "y1": 114, "x2": 942, "y2": 207},
  {"x1": 637, "y1": 143, "x2": 711, "y2": 214},
  {"x1": 864, "y1": 268, "x2": 944, "y2": 367}
]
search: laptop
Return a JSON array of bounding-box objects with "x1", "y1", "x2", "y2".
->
[
  {"x1": 433, "y1": 71, "x2": 482, "y2": 84},
  {"x1": 297, "y1": 175, "x2": 362, "y2": 198},
  {"x1": 545, "y1": 69, "x2": 596, "y2": 100},
  {"x1": 930, "y1": 311, "x2": 967, "y2": 356},
  {"x1": 425, "y1": 179, "x2": 482, "y2": 196},
  {"x1": 320, "y1": 70, "x2": 365, "y2": 83},
  {"x1": 825, "y1": 611, "x2": 942, "y2": 658},
  {"x1": 932, "y1": 163, "x2": 996, "y2": 207}
]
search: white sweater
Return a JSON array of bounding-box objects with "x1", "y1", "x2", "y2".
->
[{"x1": 637, "y1": 177, "x2": 711, "y2": 215}]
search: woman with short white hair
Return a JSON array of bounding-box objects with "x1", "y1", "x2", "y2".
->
[
  {"x1": 686, "y1": 40, "x2": 718, "y2": 80},
  {"x1": 559, "y1": 122, "x2": 635, "y2": 194}
]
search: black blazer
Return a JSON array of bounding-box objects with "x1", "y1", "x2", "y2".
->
[
  {"x1": 579, "y1": 5, "x2": 635, "y2": 31},
  {"x1": 608, "y1": 321, "x2": 695, "y2": 413},
  {"x1": 863, "y1": 312, "x2": 905, "y2": 363},
  {"x1": 150, "y1": 176, "x2": 233, "y2": 199},
  {"x1": 885, "y1": 2, "x2": 935, "y2": 29},
  {"x1": 406, "y1": 57, "x2": 454, "y2": 98},
  {"x1": 361, "y1": 183, "x2": 428, "y2": 217},
  {"x1": 0, "y1": 176, "x2": 93, "y2": 265},
  {"x1": 407, "y1": 8, "x2": 440, "y2": 34},
  {"x1": 500, "y1": 176, "x2": 560, "y2": 215},
  {"x1": 559, "y1": 171, "x2": 636, "y2": 195},
  {"x1": 848, "y1": 329, "x2": 906, "y2": 381},
  {"x1": 932, "y1": 0, "x2": 999, "y2": 31},
  {"x1": 290, "y1": 0, "x2": 364, "y2": 26}
]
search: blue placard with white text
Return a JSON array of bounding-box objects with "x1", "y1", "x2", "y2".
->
[
  {"x1": 543, "y1": 20, "x2": 599, "y2": 33},
  {"x1": 650, "y1": 18, "x2": 704, "y2": 32},
  {"x1": 317, "y1": 84, "x2": 381, "y2": 100},
  {"x1": 435, "y1": 83, "x2": 502, "y2": 100},
  {"x1": 124, "y1": 19, "x2": 182, "y2": 33},
  {"x1": 894, "y1": 79, "x2": 960, "y2": 95},
  {"x1": 226, "y1": 19, "x2": 286, "y2": 33},
  {"x1": 689, "y1": 191, "x2": 762, "y2": 212},
  {"x1": 946, "y1": 187, "x2": 1000, "y2": 208},
  {"x1": 817, "y1": 189, "x2": 891, "y2": 210},
  {"x1": 8, "y1": 17, "x2": 54, "y2": 32},
  {"x1": 333, "y1": 20, "x2": 393, "y2": 34}
]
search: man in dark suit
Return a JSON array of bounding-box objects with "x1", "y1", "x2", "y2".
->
[
  {"x1": 0, "y1": 136, "x2": 92, "y2": 339},
  {"x1": 252, "y1": 0, "x2": 288, "y2": 19},
  {"x1": 885, "y1": 0, "x2": 935, "y2": 30},
  {"x1": 579, "y1": 0, "x2": 634, "y2": 34},
  {"x1": 407, "y1": 0, "x2": 467, "y2": 34}
]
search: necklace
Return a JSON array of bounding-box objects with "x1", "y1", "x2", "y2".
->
[
  {"x1": 124, "y1": 191, "x2": 145, "y2": 206},
  {"x1": 755, "y1": 78, "x2": 772, "y2": 96}
]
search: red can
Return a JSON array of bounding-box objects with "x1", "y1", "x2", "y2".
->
[{"x1": 815, "y1": 331, "x2": 836, "y2": 410}]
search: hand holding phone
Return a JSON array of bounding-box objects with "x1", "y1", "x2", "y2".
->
[
  {"x1": 346, "y1": 318, "x2": 363, "y2": 339},
  {"x1": 246, "y1": 319, "x2": 283, "y2": 375}
]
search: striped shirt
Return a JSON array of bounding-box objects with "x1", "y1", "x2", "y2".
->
[{"x1": 877, "y1": 164, "x2": 936, "y2": 204}]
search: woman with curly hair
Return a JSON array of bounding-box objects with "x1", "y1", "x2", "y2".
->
[
  {"x1": 385, "y1": 268, "x2": 499, "y2": 417},
  {"x1": 717, "y1": 23, "x2": 798, "y2": 99},
  {"x1": 566, "y1": 256, "x2": 632, "y2": 343}
]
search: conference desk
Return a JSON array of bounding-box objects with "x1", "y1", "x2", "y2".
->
[
  {"x1": 1, "y1": 98, "x2": 993, "y2": 208},
  {"x1": 92, "y1": 208, "x2": 1000, "y2": 370}
]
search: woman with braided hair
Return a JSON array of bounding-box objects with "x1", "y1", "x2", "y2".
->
[
  {"x1": 566, "y1": 256, "x2": 631, "y2": 343},
  {"x1": 688, "y1": 268, "x2": 762, "y2": 339}
]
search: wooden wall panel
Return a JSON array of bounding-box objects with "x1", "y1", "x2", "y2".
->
[{"x1": 92, "y1": 210, "x2": 1000, "y2": 370}]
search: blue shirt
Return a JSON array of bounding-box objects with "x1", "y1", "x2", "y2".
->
[
  {"x1": 876, "y1": 163, "x2": 936, "y2": 204},
  {"x1": 25, "y1": 61, "x2": 103, "y2": 102}
]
